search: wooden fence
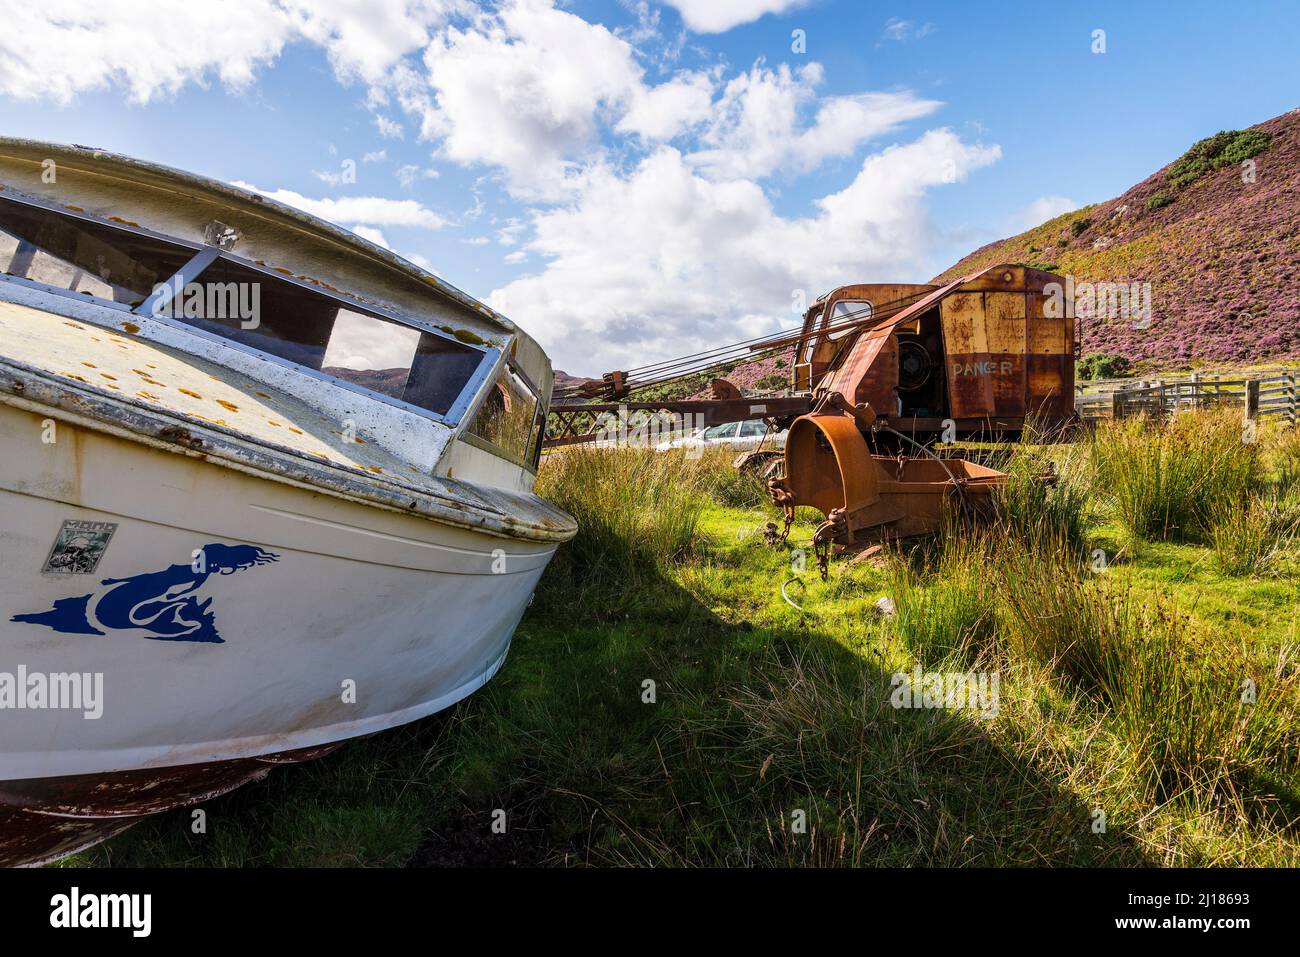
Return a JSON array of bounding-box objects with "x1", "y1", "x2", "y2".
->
[{"x1": 1076, "y1": 372, "x2": 1298, "y2": 425}]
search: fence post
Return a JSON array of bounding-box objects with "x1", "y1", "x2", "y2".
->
[
  {"x1": 1189, "y1": 372, "x2": 1200, "y2": 410},
  {"x1": 1243, "y1": 379, "x2": 1260, "y2": 430},
  {"x1": 1111, "y1": 390, "x2": 1123, "y2": 420},
  {"x1": 1288, "y1": 374, "x2": 1297, "y2": 426}
]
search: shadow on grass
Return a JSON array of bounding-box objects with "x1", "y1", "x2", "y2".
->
[{"x1": 73, "y1": 558, "x2": 1152, "y2": 868}]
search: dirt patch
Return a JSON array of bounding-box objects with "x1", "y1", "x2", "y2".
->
[{"x1": 408, "y1": 801, "x2": 561, "y2": 867}]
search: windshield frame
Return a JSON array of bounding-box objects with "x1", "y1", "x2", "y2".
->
[{"x1": 0, "y1": 188, "x2": 500, "y2": 428}]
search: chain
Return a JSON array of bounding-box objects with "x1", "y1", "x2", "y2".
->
[
  {"x1": 766, "y1": 477, "x2": 797, "y2": 547},
  {"x1": 811, "y1": 507, "x2": 848, "y2": 581}
]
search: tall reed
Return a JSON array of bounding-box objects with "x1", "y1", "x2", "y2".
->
[
  {"x1": 535, "y1": 446, "x2": 708, "y2": 608},
  {"x1": 1088, "y1": 410, "x2": 1262, "y2": 548}
]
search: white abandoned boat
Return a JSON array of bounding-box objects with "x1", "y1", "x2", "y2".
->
[{"x1": 0, "y1": 139, "x2": 576, "y2": 866}]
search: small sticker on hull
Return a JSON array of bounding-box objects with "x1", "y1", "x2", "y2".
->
[{"x1": 41, "y1": 520, "x2": 118, "y2": 575}]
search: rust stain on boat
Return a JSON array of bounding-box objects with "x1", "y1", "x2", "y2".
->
[{"x1": 0, "y1": 745, "x2": 342, "y2": 867}]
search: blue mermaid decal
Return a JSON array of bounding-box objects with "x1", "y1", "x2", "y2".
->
[{"x1": 13, "y1": 543, "x2": 278, "y2": 643}]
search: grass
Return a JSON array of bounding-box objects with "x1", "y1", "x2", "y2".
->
[
  {"x1": 1088, "y1": 410, "x2": 1263, "y2": 552},
  {"x1": 1207, "y1": 493, "x2": 1299, "y2": 577},
  {"x1": 68, "y1": 413, "x2": 1300, "y2": 867}
]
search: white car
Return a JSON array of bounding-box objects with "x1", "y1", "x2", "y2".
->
[{"x1": 655, "y1": 418, "x2": 787, "y2": 451}]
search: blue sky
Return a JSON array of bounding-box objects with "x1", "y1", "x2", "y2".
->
[{"x1": 1, "y1": 0, "x2": 1296, "y2": 373}]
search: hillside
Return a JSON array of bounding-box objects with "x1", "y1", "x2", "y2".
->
[
  {"x1": 936, "y1": 109, "x2": 1300, "y2": 366},
  {"x1": 559, "y1": 109, "x2": 1299, "y2": 395}
]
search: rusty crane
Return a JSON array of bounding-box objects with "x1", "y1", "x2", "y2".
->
[{"x1": 546, "y1": 264, "x2": 1075, "y2": 569}]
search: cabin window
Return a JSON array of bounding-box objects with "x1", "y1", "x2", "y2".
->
[
  {"x1": 467, "y1": 362, "x2": 542, "y2": 467},
  {"x1": 0, "y1": 192, "x2": 494, "y2": 425},
  {"x1": 828, "y1": 299, "x2": 871, "y2": 338},
  {"x1": 170, "y1": 257, "x2": 486, "y2": 418},
  {"x1": 0, "y1": 195, "x2": 194, "y2": 303}
]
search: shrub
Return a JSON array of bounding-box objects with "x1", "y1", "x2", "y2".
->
[
  {"x1": 1164, "y1": 129, "x2": 1271, "y2": 189},
  {"x1": 995, "y1": 542, "x2": 1116, "y2": 695},
  {"x1": 1265, "y1": 425, "x2": 1300, "y2": 493},
  {"x1": 1079, "y1": 353, "x2": 1131, "y2": 380},
  {"x1": 1103, "y1": 605, "x2": 1300, "y2": 801},
  {"x1": 1070, "y1": 217, "x2": 1092, "y2": 236},
  {"x1": 1215, "y1": 129, "x2": 1271, "y2": 166},
  {"x1": 1146, "y1": 191, "x2": 1175, "y2": 211},
  {"x1": 695, "y1": 447, "x2": 769, "y2": 507}
]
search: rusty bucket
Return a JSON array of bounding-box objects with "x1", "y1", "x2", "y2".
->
[{"x1": 775, "y1": 408, "x2": 1008, "y2": 546}]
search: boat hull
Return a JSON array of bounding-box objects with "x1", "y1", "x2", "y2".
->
[{"x1": 0, "y1": 402, "x2": 557, "y2": 864}]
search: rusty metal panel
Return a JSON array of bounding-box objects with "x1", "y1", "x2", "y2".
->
[
  {"x1": 783, "y1": 411, "x2": 880, "y2": 516},
  {"x1": 983, "y1": 291, "x2": 1028, "y2": 415},
  {"x1": 825, "y1": 283, "x2": 937, "y2": 310},
  {"x1": 956, "y1": 264, "x2": 1025, "y2": 292},
  {"x1": 854, "y1": 334, "x2": 898, "y2": 411},
  {"x1": 0, "y1": 743, "x2": 342, "y2": 866},
  {"x1": 942, "y1": 292, "x2": 986, "y2": 354},
  {"x1": 1026, "y1": 353, "x2": 1073, "y2": 421},
  {"x1": 942, "y1": 293, "x2": 994, "y2": 416},
  {"x1": 1028, "y1": 313, "x2": 1069, "y2": 354},
  {"x1": 823, "y1": 327, "x2": 893, "y2": 404},
  {"x1": 983, "y1": 291, "x2": 1026, "y2": 353},
  {"x1": 819, "y1": 265, "x2": 1073, "y2": 430}
]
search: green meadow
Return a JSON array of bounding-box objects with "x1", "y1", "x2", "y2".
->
[{"x1": 70, "y1": 411, "x2": 1300, "y2": 867}]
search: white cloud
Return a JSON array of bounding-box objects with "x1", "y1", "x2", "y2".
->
[
  {"x1": 232, "y1": 181, "x2": 448, "y2": 229},
  {"x1": 405, "y1": 252, "x2": 440, "y2": 274},
  {"x1": 314, "y1": 166, "x2": 352, "y2": 186},
  {"x1": 395, "y1": 164, "x2": 440, "y2": 186},
  {"x1": 402, "y1": 0, "x2": 644, "y2": 200},
  {"x1": 393, "y1": 6, "x2": 942, "y2": 196},
  {"x1": 281, "y1": 0, "x2": 466, "y2": 84},
  {"x1": 489, "y1": 130, "x2": 1000, "y2": 372},
  {"x1": 880, "y1": 17, "x2": 934, "y2": 42},
  {"x1": 496, "y1": 219, "x2": 527, "y2": 246},
  {"x1": 0, "y1": 0, "x2": 463, "y2": 104},
  {"x1": 0, "y1": 0, "x2": 290, "y2": 104},
  {"x1": 1015, "y1": 195, "x2": 1079, "y2": 230},
  {"x1": 687, "y1": 62, "x2": 942, "y2": 180},
  {"x1": 375, "y1": 115, "x2": 405, "y2": 138},
  {"x1": 616, "y1": 71, "x2": 716, "y2": 141},
  {"x1": 6, "y1": 0, "x2": 1006, "y2": 377},
  {"x1": 350, "y1": 225, "x2": 392, "y2": 248},
  {"x1": 661, "y1": 0, "x2": 811, "y2": 33}
]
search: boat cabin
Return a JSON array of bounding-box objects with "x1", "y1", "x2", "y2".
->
[{"x1": 0, "y1": 139, "x2": 551, "y2": 494}]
